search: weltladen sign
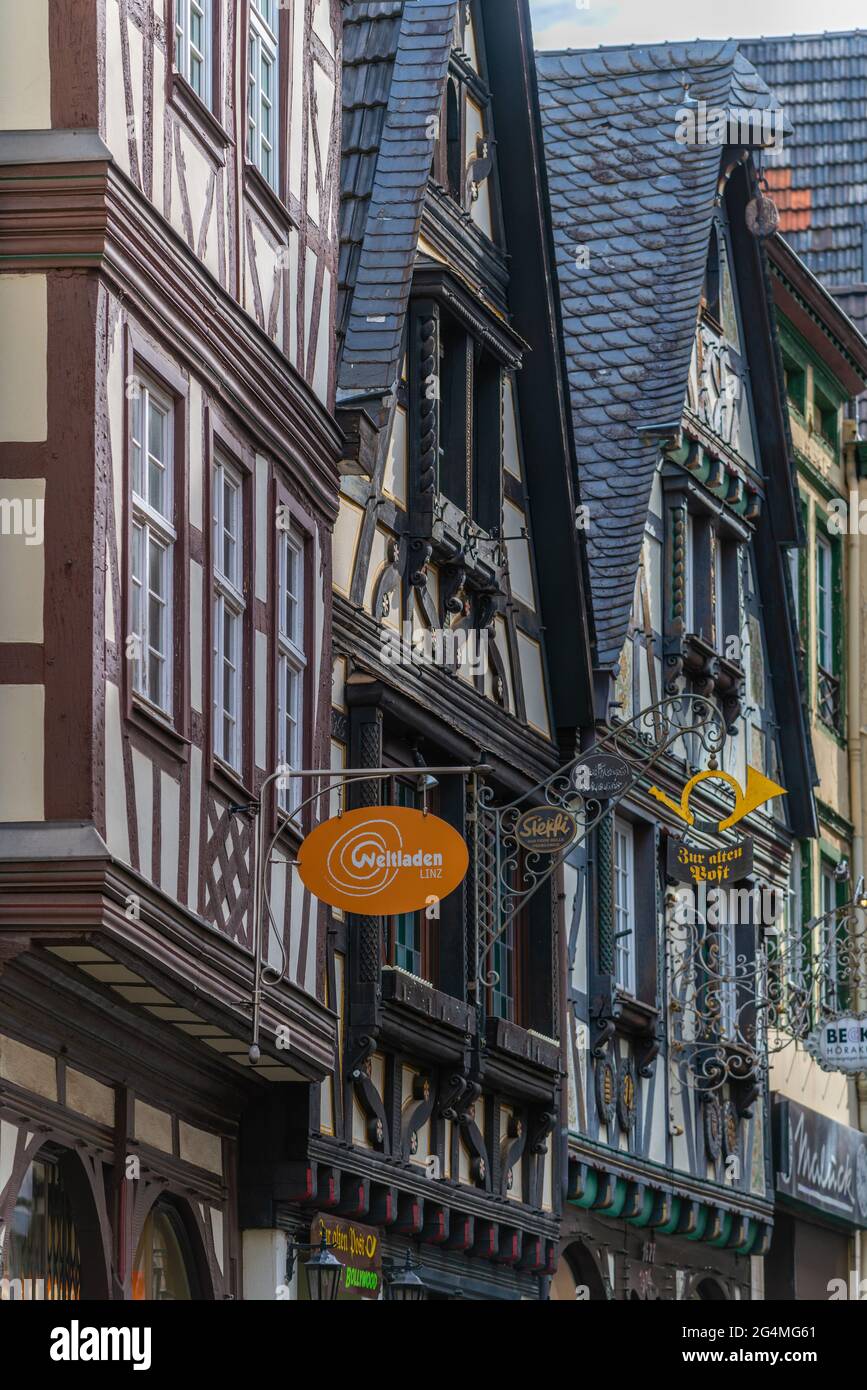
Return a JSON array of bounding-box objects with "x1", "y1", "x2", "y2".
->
[
  {"x1": 298, "y1": 806, "x2": 469, "y2": 914},
  {"x1": 308, "y1": 1214, "x2": 383, "y2": 1301},
  {"x1": 774, "y1": 1097, "x2": 867, "y2": 1228}
]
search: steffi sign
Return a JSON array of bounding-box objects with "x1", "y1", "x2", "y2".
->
[{"x1": 298, "y1": 805, "x2": 469, "y2": 914}]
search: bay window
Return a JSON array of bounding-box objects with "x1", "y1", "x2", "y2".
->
[
  {"x1": 213, "y1": 457, "x2": 245, "y2": 771},
  {"x1": 613, "y1": 819, "x2": 636, "y2": 995},
  {"x1": 276, "y1": 525, "x2": 306, "y2": 812},
  {"x1": 131, "y1": 378, "x2": 175, "y2": 716},
  {"x1": 248, "y1": 0, "x2": 278, "y2": 188},
  {"x1": 175, "y1": 0, "x2": 212, "y2": 105}
]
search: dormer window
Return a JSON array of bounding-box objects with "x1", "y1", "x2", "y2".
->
[
  {"x1": 663, "y1": 478, "x2": 747, "y2": 726},
  {"x1": 446, "y1": 80, "x2": 462, "y2": 202},
  {"x1": 703, "y1": 225, "x2": 721, "y2": 324},
  {"x1": 701, "y1": 217, "x2": 742, "y2": 353}
]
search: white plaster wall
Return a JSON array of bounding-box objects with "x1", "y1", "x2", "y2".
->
[
  {"x1": 0, "y1": 0, "x2": 50, "y2": 129},
  {"x1": 243, "y1": 1229, "x2": 290, "y2": 1301},
  {"x1": 0, "y1": 277, "x2": 47, "y2": 443},
  {"x1": 0, "y1": 477, "x2": 45, "y2": 643},
  {"x1": 0, "y1": 685, "x2": 44, "y2": 821}
]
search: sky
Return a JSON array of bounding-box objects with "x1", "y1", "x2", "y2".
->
[{"x1": 528, "y1": 0, "x2": 867, "y2": 49}]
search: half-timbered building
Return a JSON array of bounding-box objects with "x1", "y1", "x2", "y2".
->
[
  {"x1": 762, "y1": 233, "x2": 867, "y2": 1298},
  {"x1": 0, "y1": 0, "x2": 344, "y2": 1300},
  {"x1": 303, "y1": 0, "x2": 595, "y2": 1300},
  {"x1": 537, "y1": 42, "x2": 820, "y2": 1301}
]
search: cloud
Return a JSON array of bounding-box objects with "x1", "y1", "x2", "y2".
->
[{"x1": 529, "y1": 0, "x2": 867, "y2": 49}]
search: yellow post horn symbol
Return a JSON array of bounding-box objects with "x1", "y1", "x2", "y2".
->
[{"x1": 648, "y1": 765, "x2": 786, "y2": 830}]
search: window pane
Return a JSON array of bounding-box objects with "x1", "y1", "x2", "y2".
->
[
  {"x1": 148, "y1": 648, "x2": 164, "y2": 701},
  {"x1": 147, "y1": 402, "x2": 168, "y2": 514},
  {"x1": 133, "y1": 1204, "x2": 194, "y2": 1302},
  {"x1": 131, "y1": 393, "x2": 143, "y2": 496},
  {"x1": 5, "y1": 1159, "x2": 82, "y2": 1301},
  {"x1": 148, "y1": 537, "x2": 166, "y2": 599},
  {"x1": 613, "y1": 824, "x2": 634, "y2": 994}
]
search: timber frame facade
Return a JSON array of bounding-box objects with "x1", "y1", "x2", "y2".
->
[
  {"x1": 0, "y1": 0, "x2": 344, "y2": 1300},
  {"x1": 313, "y1": 0, "x2": 594, "y2": 1300},
  {"x1": 538, "y1": 42, "x2": 822, "y2": 1301}
]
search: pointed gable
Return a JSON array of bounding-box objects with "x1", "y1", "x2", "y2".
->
[
  {"x1": 536, "y1": 41, "x2": 785, "y2": 667},
  {"x1": 338, "y1": 0, "x2": 459, "y2": 397}
]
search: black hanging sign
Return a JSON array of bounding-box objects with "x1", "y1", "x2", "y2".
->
[
  {"x1": 667, "y1": 836, "x2": 753, "y2": 885},
  {"x1": 573, "y1": 752, "x2": 631, "y2": 799}
]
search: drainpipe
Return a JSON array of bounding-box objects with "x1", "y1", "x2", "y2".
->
[{"x1": 845, "y1": 419, "x2": 866, "y2": 1298}]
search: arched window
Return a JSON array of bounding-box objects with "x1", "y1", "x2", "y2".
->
[
  {"x1": 695, "y1": 1276, "x2": 728, "y2": 1301},
  {"x1": 3, "y1": 1156, "x2": 82, "y2": 1300},
  {"x1": 132, "y1": 1199, "x2": 201, "y2": 1301},
  {"x1": 550, "y1": 1241, "x2": 609, "y2": 1300}
]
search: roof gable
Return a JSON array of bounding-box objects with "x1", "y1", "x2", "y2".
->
[
  {"x1": 338, "y1": 0, "x2": 459, "y2": 398},
  {"x1": 536, "y1": 41, "x2": 784, "y2": 667}
]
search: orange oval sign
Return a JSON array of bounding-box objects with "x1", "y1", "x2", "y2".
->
[{"x1": 297, "y1": 806, "x2": 469, "y2": 914}]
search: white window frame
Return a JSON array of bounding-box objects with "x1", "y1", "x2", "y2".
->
[
  {"x1": 276, "y1": 526, "x2": 307, "y2": 813},
  {"x1": 175, "y1": 0, "x2": 213, "y2": 107},
  {"x1": 816, "y1": 533, "x2": 833, "y2": 673},
  {"x1": 130, "y1": 377, "x2": 175, "y2": 717},
  {"x1": 613, "y1": 819, "x2": 636, "y2": 996},
  {"x1": 248, "y1": 0, "x2": 278, "y2": 189},
  {"x1": 212, "y1": 457, "x2": 245, "y2": 772}
]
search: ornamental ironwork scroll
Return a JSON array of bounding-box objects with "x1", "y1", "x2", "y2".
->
[
  {"x1": 665, "y1": 887, "x2": 867, "y2": 1095},
  {"x1": 473, "y1": 692, "x2": 729, "y2": 1000}
]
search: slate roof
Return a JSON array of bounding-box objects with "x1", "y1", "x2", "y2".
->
[
  {"x1": 338, "y1": 0, "x2": 458, "y2": 398},
  {"x1": 536, "y1": 41, "x2": 783, "y2": 667},
  {"x1": 740, "y1": 32, "x2": 867, "y2": 291}
]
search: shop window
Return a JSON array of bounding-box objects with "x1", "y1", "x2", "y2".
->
[
  {"x1": 132, "y1": 1200, "x2": 200, "y2": 1301},
  {"x1": 3, "y1": 1157, "x2": 82, "y2": 1301}
]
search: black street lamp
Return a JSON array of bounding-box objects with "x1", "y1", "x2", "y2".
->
[
  {"x1": 384, "y1": 1250, "x2": 428, "y2": 1302},
  {"x1": 286, "y1": 1231, "x2": 343, "y2": 1302}
]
